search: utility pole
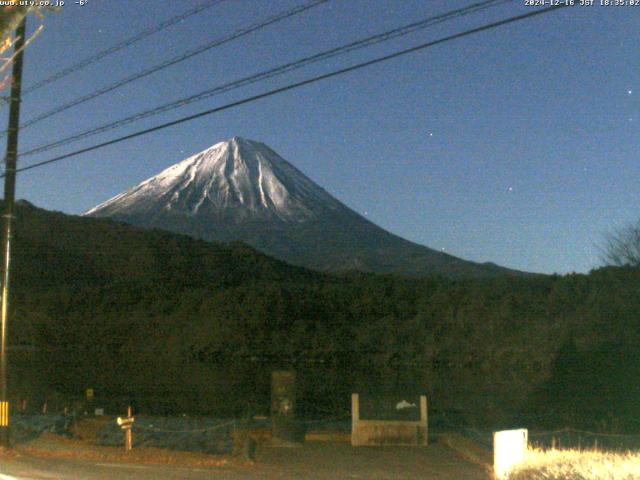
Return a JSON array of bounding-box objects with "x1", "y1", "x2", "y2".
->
[{"x1": 0, "y1": 17, "x2": 27, "y2": 448}]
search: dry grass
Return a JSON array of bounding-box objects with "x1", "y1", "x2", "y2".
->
[
  {"x1": 69, "y1": 416, "x2": 113, "y2": 442},
  {"x1": 13, "y1": 432, "x2": 230, "y2": 468},
  {"x1": 507, "y1": 448, "x2": 640, "y2": 480}
]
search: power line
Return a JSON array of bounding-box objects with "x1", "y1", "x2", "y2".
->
[
  {"x1": 10, "y1": 0, "x2": 329, "y2": 135},
  {"x1": 13, "y1": 0, "x2": 329, "y2": 135},
  {"x1": 21, "y1": 0, "x2": 225, "y2": 96},
  {"x1": 9, "y1": 4, "x2": 568, "y2": 177},
  {"x1": 20, "y1": 0, "x2": 508, "y2": 158}
]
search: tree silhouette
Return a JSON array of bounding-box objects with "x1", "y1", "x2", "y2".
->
[{"x1": 601, "y1": 220, "x2": 640, "y2": 266}]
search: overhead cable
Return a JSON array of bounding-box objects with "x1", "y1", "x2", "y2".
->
[
  {"x1": 11, "y1": 0, "x2": 329, "y2": 135},
  {"x1": 22, "y1": 0, "x2": 226, "y2": 95},
  {"x1": 20, "y1": 0, "x2": 507, "y2": 158},
  {"x1": 9, "y1": 4, "x2": 568, "y2": 177}
]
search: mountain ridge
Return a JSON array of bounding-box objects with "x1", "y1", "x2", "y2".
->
[{"x1": 86, "y1": 137, "x2": 529, "y2": 278}]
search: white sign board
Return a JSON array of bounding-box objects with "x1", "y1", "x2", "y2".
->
[
  {"x1": 493, "y1": 428, "x2": 528, "y2": 479},
  {"x1": 117, "y1": 416, "x2": 135, "y2": 430}
]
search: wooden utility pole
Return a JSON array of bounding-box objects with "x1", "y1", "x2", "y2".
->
[{"x1": 0, "y1": 17, "x2": 27, "y2": 448}]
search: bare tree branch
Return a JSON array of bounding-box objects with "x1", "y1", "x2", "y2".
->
[{"x1": 600, "y1": 221, "x2": 640, "y2": 266}]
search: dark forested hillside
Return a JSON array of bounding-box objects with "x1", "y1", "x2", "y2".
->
[{"x1": 8, "y1": 201, "x2": 640, "y2": 431}]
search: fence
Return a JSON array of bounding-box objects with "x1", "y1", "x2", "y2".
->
[
  {"x1": 95, "y1": 416, "x2": 236, "y2": 454},
  {"x1": 529, "y1": 428, "x2": 640, "y2": 452},
  {"x1": 10, "y1": 413, "x2": 71, "y2": 442},
  {"x1": 457, "y1": 426, "x2": 640, "y2": 453},
  {"x1": 8, "y1": 411, "x2": 355, "y2": 454}
]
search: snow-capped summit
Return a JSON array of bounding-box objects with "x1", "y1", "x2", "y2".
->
[
  {"x1": 86, "y1": 137, "x2": 340, "y2": 222},
  {"x1": 86, "y1": 137, "x2": 524, "y2": 278}
]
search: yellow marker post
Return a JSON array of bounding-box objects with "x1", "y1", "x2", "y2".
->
[{"x1": 0, "y1": 401, "x2": 8, "y2": 427}]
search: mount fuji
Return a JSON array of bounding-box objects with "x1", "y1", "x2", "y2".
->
[{"x1": 85, "y1": 137, "x2": 522, "y2": 278}]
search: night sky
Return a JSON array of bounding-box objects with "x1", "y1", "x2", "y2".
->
[{"x1": 3, "y1": 0, "x2": 638, "y2": 274}]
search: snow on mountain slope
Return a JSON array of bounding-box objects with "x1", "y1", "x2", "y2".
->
[{"x1": 86, "y1": 137, "x2": 342, "y2": 222}]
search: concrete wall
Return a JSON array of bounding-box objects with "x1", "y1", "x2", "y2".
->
[{"x1": 351, "y1": 393, "x2": 428, "y2": 446}]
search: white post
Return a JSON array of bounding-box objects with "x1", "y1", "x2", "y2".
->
[
  {"x1": 493, "y1": 429, "x2": 528, "y2": 478},
  {"x1": 351, "y1": 393, "x2": 359, "y2": 423},
  {"x1": 351, "y1": 393, "x2": 359, "y2": 446},
  {"x1": 419, "y1": 395, "x2": 428, "y2": 445}
]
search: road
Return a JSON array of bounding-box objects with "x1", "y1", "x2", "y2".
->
[
  {"x1": 0, "y1": 454, "x2": 243, "y2": 480},
  {"x1": 0, "y1": 442, "x2": 490, "y2": 479}
]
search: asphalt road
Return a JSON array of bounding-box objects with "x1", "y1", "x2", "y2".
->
[
  {"x1": 0, "y1": 454, "x2": 247, "y2": 480},
  {"x1": 0, "y1": 442, "x2": 490, "y2": 479}
]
